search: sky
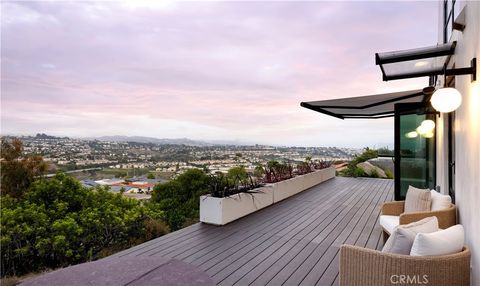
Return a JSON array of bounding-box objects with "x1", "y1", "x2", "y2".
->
[{"x1": 1, "y1": 1, "x2": 439, "y2": 148}]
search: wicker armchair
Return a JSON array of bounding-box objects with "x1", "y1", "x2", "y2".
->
[
  {"x1": 381, "y1": 201, "x2": 456, "y2": 240},
  {"x1": 339, "y1": 245, "x2": 470, "y2": 286}
]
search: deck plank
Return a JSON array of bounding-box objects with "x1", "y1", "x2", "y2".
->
[
  {"x1": 114, "y1": 177, "x2": 393, "y2": 286},
  {"x1": 313, "y1": 179, "x2": 391, "y2": 286},
  {"x1": 198, "y1": 179, "x2": 356, "y2": 274},
  {"x1": 209, "y1": 180, "x2": 361, "y2": 283},
  {"x1": 247, "y1": 179, "x2": 378, "y2": 286},
  {"x1": 282, "y1": 178, "x2": 382, "y2": 286}
]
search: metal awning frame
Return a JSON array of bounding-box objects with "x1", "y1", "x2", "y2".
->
[
  {"x1": 300, "y1": 90, "x2": 430, "y2": 120},
  {"x1": 376, "y1": 41, "x2": 477, "y2": 82}
]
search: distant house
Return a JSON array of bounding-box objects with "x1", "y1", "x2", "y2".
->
[
  {"x1": 94, "y1": 178, "x2": 125, "y2": 186},
  {"x1": 109, "y1": 185, "x2": 132, "y2": 193},
  {"x1": 80, "y1": 179, "x2": 98, "y2": 188},
  {"x1": 126, "y1": 182, "x2": 155, "y2": 194}
]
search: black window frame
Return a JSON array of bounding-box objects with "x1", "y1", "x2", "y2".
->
[{"x1": 443, "y1": 0, "x2": 456, "y2": 43}]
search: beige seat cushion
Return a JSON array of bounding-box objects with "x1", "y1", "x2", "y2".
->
[
  {"x1": 382, "y1": 216, "x2": 439, "y2": 255},
  {"x1": 404, "y1": 186, "x2": 431, "y2": 213},
  {"x1": 430, "y1": 190, "x2": 452, "y2": 211},
  {"x1": 379, "y1": 215, "x2": 399, "y2": 235}
]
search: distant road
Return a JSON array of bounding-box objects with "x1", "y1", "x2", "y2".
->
[{"x1": 45, "y1": 167, "x2": 103, "y2": 178}]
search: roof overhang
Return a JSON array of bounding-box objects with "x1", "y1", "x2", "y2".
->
[
  {"x1": 376, "y1": 42, "x2": 456, "y2": 81},
  {"x1": 300, "y1": 88, "x2": 434, "y2": 119}
]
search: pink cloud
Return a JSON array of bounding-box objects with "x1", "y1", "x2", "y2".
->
[{"x1": 1, "y1": 1, "x2": 437, "y2": 147}]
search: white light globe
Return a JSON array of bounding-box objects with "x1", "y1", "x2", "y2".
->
[{"x1": 430, "y1": 88, "x2": 462, "y2": 113}]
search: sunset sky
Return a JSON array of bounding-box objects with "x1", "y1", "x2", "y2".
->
[{"x1": 1, "y1": 1, "x2": 438, "y2": 147}]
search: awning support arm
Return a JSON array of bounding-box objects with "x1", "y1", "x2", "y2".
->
[{"x1": 444, "y1": 58, "x2": 477, "y2": 82}]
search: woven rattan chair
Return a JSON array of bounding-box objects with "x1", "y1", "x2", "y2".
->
[
  {"x1": 339, "y1": 245, "x2": 470, "y2": 286},
  {"x1": 381, "y1": 201, "x2": 456, "y2": 241}
]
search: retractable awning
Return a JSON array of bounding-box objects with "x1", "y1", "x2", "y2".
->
[
  {"x1": 300, "y1": 88, "x2": 433, "y2": 119},
  {"x1": 375, "y1": 42, "x2": 456, "y2": 81}
]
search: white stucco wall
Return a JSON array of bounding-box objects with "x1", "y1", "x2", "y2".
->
[
  {"x1": 435, "y1": 114, "x2": 449, "y2": 194},
  {"x1": 436, "y1": 2, "x2": 480, "y2": 285}
]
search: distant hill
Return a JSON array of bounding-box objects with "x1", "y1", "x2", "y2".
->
[
  {"x1": 92, "y1": 136, "x2": 214, "y2": 146},
  {"x1": 35, "y1": 133, "x2": 69, "y2": 140},
  {"x1": 91, "y1": 136, "x2": 257, "y2": 146}
]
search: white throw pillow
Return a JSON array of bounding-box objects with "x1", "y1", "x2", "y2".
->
[
  {"x1": 430, "y1": 190, "x2": 452, "y2": 211},
  {"x1": 410, "y1": 225, "x2": 464, "y2": 256},
  {"x1": 382, "y1": 216, "x2": 439, "y2": 255},
  {"x1": 404, "y1": 186, "x2": 431, "y2": 213}
]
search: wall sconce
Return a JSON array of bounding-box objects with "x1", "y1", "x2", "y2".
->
[
  {"x1": 430, "y1": 87, "x2": 462, "y2": 113},
  {"x1": 430, "y1": 57, "x2": 477, "y2": 113}
]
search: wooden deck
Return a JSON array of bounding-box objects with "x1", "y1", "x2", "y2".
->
[{"x1": 115, "y1": 177, "x2": 393, "y2": 286}]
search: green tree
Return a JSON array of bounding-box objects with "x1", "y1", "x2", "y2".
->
[
  {"x1": 151, "y1": 169, "x2": 210, "y2": 230},
  {"x1": 146, "y1": 173, "x2": 155, "y2": 179},
  {"x1": 339, "y1": 148, "x2": 379, "y2": 177},
  {"x1": 1, "y1": 138, "x2": 47, "y2": 198},
  {"x1": 1, "y1": 173, "x2": 167, "y2": 277}
]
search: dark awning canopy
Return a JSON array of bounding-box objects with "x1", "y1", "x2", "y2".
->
[
  {"x1": 376, "y1": 42, "x2": 456, "y2": 81},
  {"x1": 300, "y1": 89, "x2": 431, "y2": 119}
]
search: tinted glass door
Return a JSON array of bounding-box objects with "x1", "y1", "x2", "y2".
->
[{"x1": 394, "y1": 103, "x2": 436, "y2": 200}]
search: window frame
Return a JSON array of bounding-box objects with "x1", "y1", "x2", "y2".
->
[{"x1": 443, "y1": 0, "x2": 456, "y2": 43}]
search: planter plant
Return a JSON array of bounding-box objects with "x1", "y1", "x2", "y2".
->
[
  {"x1": 200, "y1": 170, "x2": 272, "y2": 225},
  {"x1": 200, "y1": 160, "x2": 336, "y2": 225}
]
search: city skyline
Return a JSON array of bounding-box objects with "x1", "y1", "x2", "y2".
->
[{"x1": 2, "y1": 1, "x2": 437, "y2": 148}]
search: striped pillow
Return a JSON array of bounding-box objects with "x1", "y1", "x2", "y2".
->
[{"x1": 404, "y1": 186, "x2": 431, "y2": 213}]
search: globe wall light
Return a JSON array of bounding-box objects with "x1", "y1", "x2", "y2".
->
[{"x1": 430, "y1": 87, "x2": 462, "y2": 113}]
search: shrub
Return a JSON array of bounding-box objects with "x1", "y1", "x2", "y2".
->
[
  {"x1": 1, "y1": 173, "x2": 166, "y2": 277},
  {"x1": 352, "y1": 167, "x2": 366, "y2": 177},
  {"x1": 143, "y1": 218, "x2": 170, "y2": 241},
  {"x1": 385, "y1": 169, "x2": 394, "y2": 179},
  {"x1": 147, "y1": 173, "x2": 155, "y2": 179},
  {"x1": 352, "y1": 148, "x2": 378, "y2": 165},
  {"x1": 151, "y1": 169, "x2": 210, "y2": 230},
  {"x1": 341, "y1": 148, "x2": 379, "y2": 178}
]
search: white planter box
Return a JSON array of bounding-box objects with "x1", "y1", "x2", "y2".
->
[
  {"x1": 273, "y1": 167, "x2": 336, "y2": 203},
  {"x1": 199, "y1": 167, "x2": 335, "y2": 225},
  {"x1": 200, "y1": 186, "x2": 274, "y2": 225},
  {"x1": 270, "y1": 176, "x2": 303, "y2": 203}
]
